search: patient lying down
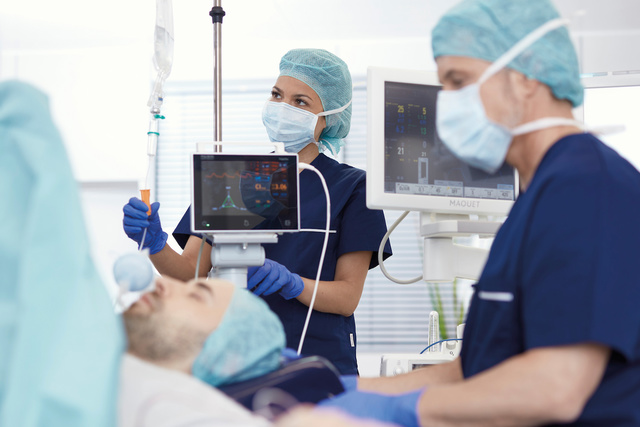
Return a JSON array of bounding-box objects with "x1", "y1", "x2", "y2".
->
[{"x1": 119, "y1": 276, "x2": 284, "y2": 427}]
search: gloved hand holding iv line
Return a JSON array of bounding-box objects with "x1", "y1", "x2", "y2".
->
[{"x1": 123, "y1": 197, "x2": 169, "y2": 254}]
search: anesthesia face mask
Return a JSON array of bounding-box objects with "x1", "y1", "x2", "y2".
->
[{"x1": 113, "y1": 249, "x2": 156, "y2": 311}]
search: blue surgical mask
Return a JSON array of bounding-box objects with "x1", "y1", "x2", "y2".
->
[
  {"x1": 262, "y1": 100, "x2": 351, "y2": 153},
  {"x1": 436, "y1": 18, "x2": 579, "y2": 174}
]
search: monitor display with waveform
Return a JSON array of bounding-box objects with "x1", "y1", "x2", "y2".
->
[{"x1": 192, "y1": 154, "x2": 300, "y2": 232}]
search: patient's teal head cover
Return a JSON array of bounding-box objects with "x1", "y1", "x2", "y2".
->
[
  {"x1": 192, "y1": 288, "x2": 285, "y2": 387},
  {"x1": 0, "y1": 81, "x2": 125, "y2": 427}
]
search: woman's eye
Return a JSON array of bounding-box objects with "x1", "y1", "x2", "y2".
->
[
  {"x1": 271, "y1": 91, "x2": 281, "y2": 99},
  {"x1": 451, "y1": 79, "x2": 465, "y2": 88},
  {"x1": 295, "y1": 98, "x2": 308, "y2": 106}
]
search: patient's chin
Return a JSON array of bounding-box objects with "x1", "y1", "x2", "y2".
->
[{"x1": 124, "y1": 313, "x2": 207, "y2": 365}]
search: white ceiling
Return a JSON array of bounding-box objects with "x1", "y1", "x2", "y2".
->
[
  {"x1": 2, "y1": 0, "x2": 639, "y2": 47},
  {"x1": 2, "y1": 0, "x2": 639, "y2": 77},
  {"x1": 1, "y1": 0, "x2": 638, "y2": 183}
]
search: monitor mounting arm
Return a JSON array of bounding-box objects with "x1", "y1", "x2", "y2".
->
[{"x1": 420, "y1": 213, "x2": 503, "y2": 282}]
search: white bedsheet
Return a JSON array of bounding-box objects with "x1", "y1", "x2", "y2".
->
[{"x1": 119, "y1": 354, "x2": 272, "y2": 427}]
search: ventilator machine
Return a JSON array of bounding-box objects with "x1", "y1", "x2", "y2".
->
[{"x1": 367, "y1": 66, "x2": 518, "y2": 373}]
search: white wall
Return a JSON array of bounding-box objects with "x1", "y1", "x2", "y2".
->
[
  {"x1": 80, "y1": 181, "x2": 141, "y2": 297},
  {"x1": 1, "y1": 2, "x2": 153, "y2": 182},
  {"x1": 3, "y1": 0, "x2": 639, "y2": 182}
]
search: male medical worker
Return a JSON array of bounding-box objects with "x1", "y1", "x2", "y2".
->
[
  {"x1": 119, "y1": 276, "x2": 283, "y2": 427},
  {"x1": 311, "y1": 0, "x2": 640, "y2": 426}
]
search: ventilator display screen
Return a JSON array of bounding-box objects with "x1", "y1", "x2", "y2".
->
[
  {"x1": 384, "y1": 81, "x2": 516, "y2": 201},
  {"x1": 192, "y1": 154, "x2": 299, "y2": 232}
]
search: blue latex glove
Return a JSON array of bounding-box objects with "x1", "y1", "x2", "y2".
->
[
  {"x1": 280, "y1": 347, "x2": 301, "y2": 363},
  {"x1": 318, "y1": 389, "x2": 423, "y2": 427},
  {"x1": 247, "y1": 259, "x2": 304, "y2": 300},
  {"x1": 122, "y1": 197, "x2": 168, "y2": 255},
  {"x1": 339, "y1": 375, "x2": 358, "y2": 392}
]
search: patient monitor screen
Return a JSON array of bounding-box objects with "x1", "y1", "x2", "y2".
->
[
  {"x1": 384, "y1": 81, "x2": 516, "y2": 201},
  {"x1": 192, "y1": 154, "x2": 299, "y2": 232}
]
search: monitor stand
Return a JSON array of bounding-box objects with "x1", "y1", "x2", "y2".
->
[
  {"x1": 420, "y1": 212, "x2": 503, "y2": 282},
  {"x1": 206, "y1": 233, "x2": 279, "y2": 288}
]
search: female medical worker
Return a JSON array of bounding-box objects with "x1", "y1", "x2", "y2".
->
[{"x1": 123, "y1": 48, "x2": 392, "y2": 375}]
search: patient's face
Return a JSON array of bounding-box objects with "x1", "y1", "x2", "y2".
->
[{"x1": 123, "y1": 277, "x2": 235, "y2": 367}]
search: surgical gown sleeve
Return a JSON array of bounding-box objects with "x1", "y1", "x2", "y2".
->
[{"x1": 0, "y1": 81, "x2": 125, "y2": 427}]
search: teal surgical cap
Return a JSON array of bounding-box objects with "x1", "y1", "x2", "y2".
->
[
  {"x1": 0, "y1": 81, "x2": 124, "y2": 427},
  {"x1": 279, "y1": 48, "x2": 353, "y2": 154},
  {"x1": 192, "y1": 288, "x2": 285, "y2": 387},
  {"x1": 432, "y1": 0, "x2": 584, "y2": 107}
]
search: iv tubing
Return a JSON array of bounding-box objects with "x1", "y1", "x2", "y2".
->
[
  {"x1": 145, "y1": 114, "x2": 163, "y2": 189},
  {"x1": 139, "y1": 114, "x2": 164, "y2": 252},
  {"x1": 195, "y1": 236, "x2": 207, "y2": 279}
]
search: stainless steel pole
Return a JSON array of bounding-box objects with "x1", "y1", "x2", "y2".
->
[{"x1": 210, "y1": 1, "x2": 225, "y2": 148}]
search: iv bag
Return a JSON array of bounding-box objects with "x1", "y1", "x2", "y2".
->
[
  {"x1": 148, "y1": 0, "x2": 174, "y2": 110},
  {"x1": 153, "y1": 0, "x2": 174, "y2": 80}
]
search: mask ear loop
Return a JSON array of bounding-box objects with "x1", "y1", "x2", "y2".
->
[
  {"x1": 511, "y1": 117, "x2": 586, "y2": 136},
  {"x1": 478, "y1": 18, "x2": 570, "y2": 86},
  {"x1": 317, "y1": 98, "x2": 352, "y2": 117},
  {"x1": 316, "y1": 99, "x2": 353, "y2": 153}
]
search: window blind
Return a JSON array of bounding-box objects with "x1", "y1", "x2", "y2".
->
[{"x1": 156, "y1": 78, "x2": 469, "y2": 354}]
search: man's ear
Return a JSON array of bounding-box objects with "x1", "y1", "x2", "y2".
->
[{"x1": 509, "y1": 70, "x2": 540, "y2": 101}]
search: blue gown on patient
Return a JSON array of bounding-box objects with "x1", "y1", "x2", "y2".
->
[
  {"x1": 462, "y1": 133, "x2": 640, "y2": 425},
  {"x1": 174, "y1": 153, "x2": 392, "y2": 374},
  {"x1": 0, "y1": 81, "x2": 124, "y2": 427}
]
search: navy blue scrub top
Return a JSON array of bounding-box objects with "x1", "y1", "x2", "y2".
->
[
  {"x1": 174, "y1": 153, "x2": 392, "y2": 375},
  {"x1": 461, "y1": 134, "x2": 640, "y2": 426}
]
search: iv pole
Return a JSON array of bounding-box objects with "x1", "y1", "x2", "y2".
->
[
  {"x1": 210, "y1": 1, "x2": 225, "y2": 149},
  {"x1": 204, "y1": 1, "x2": 275, "y2": 287}
]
